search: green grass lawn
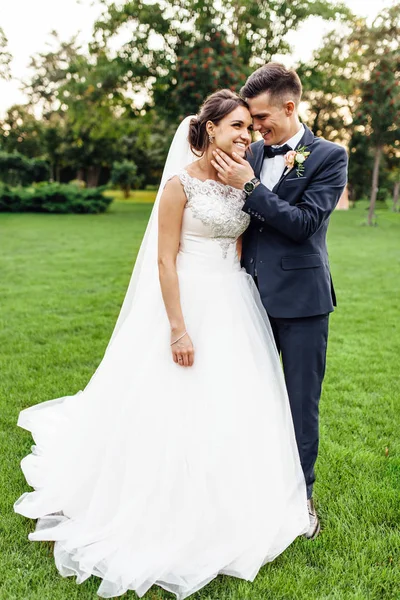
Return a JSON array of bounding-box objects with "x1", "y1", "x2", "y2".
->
[
  {"x1": 104, "y1": 189, "x2": 157, "y2": 203},
  {"x1": 0, "y1": 200, "x2": 399, "y2": 600}
]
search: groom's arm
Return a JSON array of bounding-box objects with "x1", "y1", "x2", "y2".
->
[
  {"x1": 243, "y1": 146, "x2": 348, "y2": 243},
  {"x1": 211, "y1": 145, "x2": 348, "y2": 243}
]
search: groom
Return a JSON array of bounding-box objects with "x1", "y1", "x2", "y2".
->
[{"x1": 211, "y1": 63, "x2": 348, "y2": 539}]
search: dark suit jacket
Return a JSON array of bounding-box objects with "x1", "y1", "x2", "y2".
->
[{"x1": 241, "y1": 125, "x2": 348, "y2": 318}]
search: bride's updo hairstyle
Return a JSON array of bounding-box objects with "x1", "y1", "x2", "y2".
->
[{"x1": 188, "y1": 90, "x2": 249, "y2": 157}]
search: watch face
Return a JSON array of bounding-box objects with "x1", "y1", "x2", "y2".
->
[{"x1": 244, "y1": 182, "x2": 254, "y2": 193}]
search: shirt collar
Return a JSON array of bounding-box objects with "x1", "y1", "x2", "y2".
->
[{"x1": 273, "y1": 124, "x2": 304, "y2": 151}]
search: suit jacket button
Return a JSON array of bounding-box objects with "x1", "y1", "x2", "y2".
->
[
  {"x1": 250, "y1": 258, "x2": 254, "y2": 264},
  {"x1": 259, "y1": 227, "x2": 264, "y2": 232}
]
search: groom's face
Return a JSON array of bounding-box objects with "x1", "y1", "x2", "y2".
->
[{"x1": 247, "y1": 92, "x2": 294, "y2": 146}]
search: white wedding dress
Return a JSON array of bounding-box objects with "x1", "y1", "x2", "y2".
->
[{"x1": 15, "y1": 163, "x2": 309, "y2": 598}]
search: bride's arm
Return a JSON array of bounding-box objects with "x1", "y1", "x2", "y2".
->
[
  {"x1": 236, "y1": 236, "x2": 242, "y2": 260},
  {"x1": 158, "y1": 177, "x2": 194, "y2": 367}
]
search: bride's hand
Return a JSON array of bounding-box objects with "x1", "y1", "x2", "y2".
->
[{"x1": 171, "y1": 331, "x2": 195, "y2": 367}]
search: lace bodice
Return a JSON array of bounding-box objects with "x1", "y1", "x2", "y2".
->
[{"x1": 178, "y1": 169, "x2": 250, "y2": 259}]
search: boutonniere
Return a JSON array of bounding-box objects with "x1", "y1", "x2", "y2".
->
[{"x1": 284, "y1": 146, "x2": 310, "y2": 177}]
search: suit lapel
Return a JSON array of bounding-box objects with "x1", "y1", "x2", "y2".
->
[
  {"x1": 272, "y1": 125, "x2": 315, "y2": 194},
  {"x1": 272, "y1": 164, "x2": 294, "y2": 193}
]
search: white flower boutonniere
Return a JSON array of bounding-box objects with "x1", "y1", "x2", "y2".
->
[{"x1": 284, "y1": 146, "x2": 311, "y2": 177}]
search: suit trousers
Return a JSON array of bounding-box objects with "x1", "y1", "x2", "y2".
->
[{"x1": 267, "y1": 311, "x2": 329, "y2": 500}]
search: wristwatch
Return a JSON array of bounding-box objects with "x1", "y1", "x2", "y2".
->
[{"x1": 243, "y1": 177, "x2": 260, "y2": 195}]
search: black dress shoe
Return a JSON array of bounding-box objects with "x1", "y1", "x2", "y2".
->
[{"x1": 304, "y1": 498, "x2": 321, "y2": 540}]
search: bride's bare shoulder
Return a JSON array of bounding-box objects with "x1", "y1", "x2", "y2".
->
[
  {"x1": 160, "y1": 175, "x2": 187, "y2": 206},
  {"x1": 161, "y1": 158, "x2": 202, "y2": 200},
  {"x1": 164, "y1": 173, "x2": 184, "y2": 188}
]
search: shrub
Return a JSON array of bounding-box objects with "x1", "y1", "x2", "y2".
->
[
  {"x1": 0, "y1": 151, "x2": 50, "y2": 186},
  {"x1": 69, "y1": 179, "x2": 86, "y2": 189},
  {"x1": 0, "y1": 183, "x2": 112, "y2": 214}
]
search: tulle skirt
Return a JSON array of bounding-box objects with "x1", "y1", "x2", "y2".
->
[{"x1": 14, "y1": 264, "x2": 309, "y2": 599}]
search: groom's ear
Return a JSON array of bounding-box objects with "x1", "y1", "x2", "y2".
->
[{"x1": 284, "y1": 100, "x2": 296, "y2": 117}]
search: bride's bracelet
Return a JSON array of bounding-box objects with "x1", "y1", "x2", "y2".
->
[{"x1": 170, "y1": 331, "x2": 187, "y2": 346}]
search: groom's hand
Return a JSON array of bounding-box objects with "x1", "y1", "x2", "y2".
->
[{"x1": 211, "y1": 149, "x2": 254, "y2": 189}]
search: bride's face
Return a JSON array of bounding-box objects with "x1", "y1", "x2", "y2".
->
[{"x1": 208, "y1": 106, "x2": 252, "y2": 158}]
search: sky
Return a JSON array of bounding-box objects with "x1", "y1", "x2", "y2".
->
[{"x1": 0, "y1": 0, "x2": 393, "y2": 116}]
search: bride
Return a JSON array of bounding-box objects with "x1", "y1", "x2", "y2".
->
[{"x1": 14, "y1": 89, "x2": 309, "y2": 599}]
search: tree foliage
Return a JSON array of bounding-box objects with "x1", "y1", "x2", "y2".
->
[
  {"x1": 299, "y1": 2, "x2": 400, "y2": 215},
  {"x1": 22, "y1": 33, "x2": 134, "y2": 186},
  {"x1": 169, "y1": 32, "x2": 248, "y2": 118},
  {"x1": 354, "y1": 52, "x2": 400, "y2": 223},
  {"x1": 353, "y1": 54, "x2": 400, "y2": 150},
  {"x1": 93, "y1": 0, "x2": 349, "y2": 118},
  {"x1": 0, "y1": 105, "x2": 45, "y2": 158},
  {"x1": 0, "y1": 27, "x2": 11, "y2": 80},
  {"x1": 297, "y1": 27, "x2": 358, "y2": 142},
  {"x1": 4, "y1": 0, "x2": 398, "y2": 201},
  {"x1": 299, "y1": 3, "x2": 400, "y2": 139},
  {"x1": 0, "y1": 151, "x2": 50, "y2": 186}
]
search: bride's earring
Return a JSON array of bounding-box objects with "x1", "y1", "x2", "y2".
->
[{"x1": 208, "y1": 134, "x2": 214, "y2": 144}]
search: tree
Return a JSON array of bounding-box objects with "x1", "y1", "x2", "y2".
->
[
  {"x1": 386, "y1": 148, "x2": 400, "y2": 212},
  {"x1": 0, "y1": 151, "x2": 50, "y2": 186},
  {"x1": 391, "y1": 173, "x2": 400, "y2": 212},
  {"x1": 353, "y1": 53, "x2": 400, "y2": 225},
  {"x1": 347, "y1": 131, "x2": 372, "y2": 203},
  {"x1": 14, "y1": 33, "x2": 170, "y2": 187},
  {"x1": 40, "y1": 112, "x2": 68, "y2": 182},
  {"x1": 169, "y1": 32, "x2": 248, "y2": 118},
  {"x1": 297, "y1": 26, "x2": 361, "y2": 143},
  {"x1": 25, "y1": 33, "x2": 133, "y2": 186},
  {"x1": 111, "y1": 160, "x2": 139, "y2": 197},
  {"x1": 93, "y1": 0, "x2": 350, "y2": 119},
  {"x1": 0, "y1": 104, "x2": 45, "y2": 158},
  {"x1": 0, "y1": 105, "x2": 76, "y2": 183},
  {"x1": 347, "y1": 132, "x2": 392, "y2": 204},
  {"x1": 299, "y1": 3, "x2": 400, "y2": 216},
  {"x1": 117, "y1": 111, "x2": 176, "y2": 186}
]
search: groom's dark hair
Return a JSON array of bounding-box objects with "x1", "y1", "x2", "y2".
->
[{"x1": 241, "y1": 63, "x2": 302, "y2": 107}]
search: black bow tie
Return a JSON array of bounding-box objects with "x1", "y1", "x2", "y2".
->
[{"x1": 263, "y1": 144, "x2": 291, "y2": 159}]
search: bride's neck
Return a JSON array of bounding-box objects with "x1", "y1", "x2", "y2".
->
[{"x1": 195, "y1": 149, "x2": 219, "y2": 181}]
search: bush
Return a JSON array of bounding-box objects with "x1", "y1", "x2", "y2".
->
[
  {"x1": 0, "y1": 183, "x2": 112, "y2": 214},
  {"x1": 69, "y1": 179, "x2": 86, "y2": 189},
  {"x1": 0, "y1": 151, "x2": 50, "y2": 186}
]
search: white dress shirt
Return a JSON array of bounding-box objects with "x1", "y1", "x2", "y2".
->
[{"x1": 260, "y1": 125, "x2": 305, "y2": 191}]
